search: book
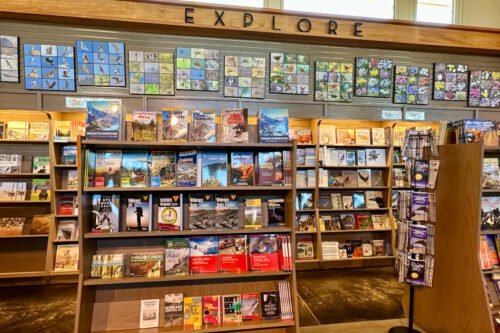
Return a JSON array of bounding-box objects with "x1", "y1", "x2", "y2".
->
[
  {"x1": 62, "y1": 145, "x2": 77, "y2": 165},
  {"x1": 219, "y1": 235, "x2": 247, "y2": 272},
  {"x1": 351, "y1": 240, "x2": 363, "y2": 258},
  {"x1": 483, "y1": 158, "x2": 500, "y2": 188},
  {"x1": 215, "y1": 193, "x2": 239, "y2": 229},
  {"x1": 189, "y1": 110, "x2": 216, "y2": 142},
  {"x1": 371, "y1": 214, "x2": 388, "y2": 230},
  {"x1": 346, "y1": 151, "x2": 356, "y2": 166},
  {"x1": 411, "y1": 192, "x2": 428, "y2": 222},
  {"x1": 257, "y1": 152, "x2": 276, "y2": 185},
  {"x1": 0, "y1": 121, "x2": 3, "y2": 139},
  {"x1": 29, "y1": 121, "x2": 49, "y2": 140},
  {"x1": 412, "y1": 160, "x2": 430, "y2": 188},
  {"x1": 189, "y1": 236, "x2": 219, "y2": 273},
  {"x1": 299, "y1": 192, "x2": 313, "y2": 210},
  {"x1": 121, "y1": 150, "x2": 148, "y2": 187},
  {"x1": 32, "y1": 156, "x2": 50, "y2": 174},
  {"x1": 201, "y1": 151, "x2": 228, "y2": 187},
  {"x1": 86, "y1": 100, "x2": 121, "y2": 141},
  {"x1": 297, "y1": 213, "x2": 315, "y2": 231},
  {"x1": 183, "y1": 297, "x2": 203, "y2": 329},
  {"x1": 260, "y1": 291, "x2": 280, "y2": 320},
  {"x1": 297, "y1": 129, "x2": 313, "y2": 144},
  {"x1": 230, "y1": 152, "x2": 254, "y2": 186},
  {"x1": 357, "y1": 169, "x2": 371, "y2": 187},
  {"x1": 342, "y1": 194, "x2": 353, "y2": 209},
  {"x1": 164, "y1": 293, "x2": 184, "y2": 328},
  {"x1": 244, "y1": 198, "x2": 262, "y2": 229},
  {"x1": 202, "y1": 296, "x2": 221, "y2": 326},
  {"x1": 223, "y1": 295, "x2": 242, "y2": 324},
  {"x1": 91, "y1": 194, "x2": 120, "y2": 233},
  {"x1": 258, "y1": 109, "x2": 289, "y2": 143},
  {"x1": 362, "y1": 242, "x2": 373, "y2": 257},
  {"x1": 297, "y1": 236, "x2": 314, "y2": 259},
  {"x1": 0, "y1": 182, "x2": 25, "y2": 201},
  {"x1": 140, "y1": 299, "x2": 159, "y2": 329},
  {"x1": 357, "y1": 150, "x2": 366, "y2": 166},
  {"x1": 365, "y1": 148, "x2": 386, "y2": 166},
  {"x1": 371, "y1": 240, "x2": 386, "y2": 256},
  {"x1": 341, "y1": 170, "x2": 358, "y2": 187},
  {"x1": 6, "y1": 121, "x2": 28, "y2": 140},
  {"x1": 132, "y1": 110, "x2": 157, "y2": 141},
  {"x1": 320, "y1": 124, "x2": 336, "y2": 144},
  {"x1": 54, "y1": 120, "x2": 71, "y2": 141},
  {"x1": 30, "y1": 215, "x2": 50, "y2": 234},
  {"x1": 95, "y1": 150, "x2": 122, "y2": 187},
  {"x1": 268, "y1": 198, "x2": 285, "y2": 227},
  {"x1": 248, "y1": 234, "x2": 279, "y2": 271},
  {"x1": 162, "y1": 109, "x2": 188, "y2": 142},
  {"x1": 189, "y1": 194, "x2": 216, "y2": 230},
  {"x1": 483, "y1": 120, "x2": 498, "y2": 147},
  {"x1": 150, "y1": 151, "x2": 176, "y2": 187},
  {"x1": 352, "y1": 193, "x2": 365, "y2": 209},
  {"x1": 331, "y1": 194, "x2": 342, "y2": 209},
  {"x1": 409, "y1": 224, "x2": 428, "y2": 256},
  {"x1": 126, "y1": 194, "x2": 152, "y2": 231},
  {"x1": 355, "y1": 129, "x2": 371, "y2": 145},
  {"x1": 365, "y1": 191, "x2": 384, "y2": 208},
  {"x1": 0, "y1": 154, "x2": 22, "y2": 173},
  {"x1": 0, "y1": 217, "x2": 25, "y2": 236},
  {"x1": 340, "y1": 214, "x2": 355, "y2": 230},
  {"x1": 90, "y1": 254, "x2": 125, "y2": 279},
  {"x1": 129, "y1": 253, "x2": 163, "y2": 277},
  {"x1": 336, "y1": 129, "x2": 355, "y2": 145},
  {"x1": 164, "y1": 238, "x2": 190, "y2": 276},
  {"x1": 481, "y1": 196, "x2": 500, "y2": 230},
  {"x1": 56, "y1": 220, "x2": 78, "y2": 240},
  {"x1": 407, "y1": 259, "x2": 425, "y2": 286},
  {"x1": 354, "y1": 213, "x2": 373, "y2": 230},
  {"x1": 177, "y1": 150, "x2": 197, "y2": 187},
  {"x1": 241, "y1": 293, "x2": 260, "y2": 321},
  {"x1": 371, "y1": 128, "x2": 386, "y2": 145},
  {"x1": 158, "y1": 194, "x2": 183, "y2": 231},
  {"x1": 62, "y1": 170, "x2": 78, "y2": 189},
  {"x1": 222, "y1": 108, "x2": 248, "y2": 143},
  {"x1": 31, "y1": 178, "x2": 50, "y2": 201},
  {"x1": 371, "y1": 169, "x2": 384, "y2": 187},
  {"x1": 53, "y1": 244, "x2": 79, "y2": 271}
]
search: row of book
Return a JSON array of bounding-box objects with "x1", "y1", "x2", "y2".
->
[
  {"x1": 0, "y1": 154, "x2": 49, "y2": 174},
  {"x1": 85, "y1": 149, "x2": 291, "y2": 188},
  {"x1": 140, "y1": 282, "x2": 293, "y2": 329},
  {"x1": 0, "y1": 120, "x2": 49, "y2": 140},
  {"x1": 0, "y1": 180, "x2": 51, "y2": 201},
  {"x1": 296, "y1": 169, "x2": 315, "y2": 188},
  {"x1": 317, "y1": 125, "x2": 389, "y2": 146},
  {"x1": 60, "y1": 145, "x2": 77, "y2": 165},
  {"x1": 0, "y1": 215, "x2": 50, "y2": 236},
  {"x1": 320, "y1": 213, "x2": 389, "y2": 231},
  {"x1": 91, "y1": 234, "x2": 292, "y2": 278},
  {"x1": 451, "y1": 119, "x2": 500, "y2": 146},
  {"x1": 92, "y1": 194, "x2": 285, "y2": 233},
  {"x1": 318, "y1": 168, "x2": 385, "y2": 188},
  {"x1": 481, "y1": 196, "x2": 500, "y2": 230},
  {"x1": 481, "y1": 234, "x2": 500, "y2": 270},
  {"x1": 319, "y1": 147, "x2": 387, "y2": 167},
  {"x1": 392, "y1": 168, "x2": 408, "y2": 187},
  {"x1": 321, "y1": 239, "x2": 393, "y2": 260},
  {"x1": 317, "y1": 191, "x2": 385, "y2": 210},
  {"x1": 296, "y1": 147, "x2": 315, "y2": 166},
  {"x1": 54, "y1": 121, "x2": 85, "y2": 141}
]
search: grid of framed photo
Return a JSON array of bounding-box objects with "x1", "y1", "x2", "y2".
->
[
  {"x1": 24, "y1": 44, "x2": 75, "y2": 91},
  {"x1": 76, "y1": 40, "x2": 125, "y2": 87},
  {"x1": 129, "y1": 51, "x2": 175, "y2": 95},
  {"x1": 393, "y1": 65, "x2": 430, "y2": 105},
  {"x1": 433, "y1": 63, "x2": 468, "y2": 101},
  {"x1": 0, "y1": 35, "x2": 19, "y2": 83},
  {"x1": 314, "y1": 61, "x2": 353, "y2": 102},
  {"x1": 469, "y1": 71, "x2": 500, "y2": 108},
  {"x1": 354, "y1": 57, "x2": 393, "y2": 98},
  {"x1": 224, "y1": 55, "x2": 266, "y2": 99},
  {"x1": 176, "y1": 47, "x2": 219, "y2": 91},
  {"x1": 270, "y1": 53, "x2": 310, "y2": 95}
]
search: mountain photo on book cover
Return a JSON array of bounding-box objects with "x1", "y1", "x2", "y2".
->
[{"x1": 86, "y1": 100, "x2": 121, "y2": 140}]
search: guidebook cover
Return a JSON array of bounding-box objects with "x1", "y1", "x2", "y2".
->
[
  {"x1": 201, "y1": 151, "x2": 228, "y2": 187},
  {"x1": 164, "y1": 238, "x2": 189, "y2": 276},
  {"x1": 230, "y1": 152, "x2": 254, "y2": 186},
  {"x1": 126, "y1": 194, "x2": 152, "y2": 231},
  {"x1": 248, "y1": 234, "x2": 279, "y2": 271},
  {"x1": 215, "y1": 193, "x2": 239, "y2": 229},
  {"x1": 91, "y1": 194, "x2": 119, "y2": 233},
  {"x1": 161, "y1": 109, "x2": 188, "y2": 142},
  {"x1": 95, "y1": 150, "x2": 122, "y2": 187},
  {"x1": 158, "y1": 194, "x2": 183, "y2": 231},
  {"x1": 132, "y1": 110, "x2": 157, "y2": 141},
  {"x1": 222, "y1": 108, "x2": 248, "y2": 143},
  {"x1": 86, "y1": 100, "x2": 121, "y2": 141},
  {"x1": 176, "y1": 150, "x2": 197, "y2": 187},
  {"x1": 189, "y1": 110, "x2": 216, "y2": 143},
  {"x1": 189, "y1": 194, "x2": 216, "y2": 230},
  {"x1": 189, "y1": 236, "x2": 219, "y2": 273},
  {"x1": 150, "y1": 151, "x2": 176, "y2": 187},
  {"x1": 164, "y1": 293, "x2": 184, "y2": 328},
  {"x1": 258, "y1": 109, "x2": 289, "y2": 143},
  {"x1": 219, "y1": 235, "x2": 247, "y2": 272},
  {"x1": 121, "y1": 150, "x2": 148, "y2": 187}
]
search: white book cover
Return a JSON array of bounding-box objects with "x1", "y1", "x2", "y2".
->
[
  {"x1": 371, "y1": 128, "x2": 386, "y2": 145},
  {"x1": 140, "y1": 299, "x2": 160, "y2": 328},
  {"x1": 365, "y1": 148, "x2": 386, "y2": 167}
]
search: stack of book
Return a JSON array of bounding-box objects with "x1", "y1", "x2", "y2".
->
[{"x1": 0, "y1": 120, "x2": 49, "y2": 140}]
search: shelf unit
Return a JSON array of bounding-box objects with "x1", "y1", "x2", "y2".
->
[{"x1": 75, "y1": 133, "x2": 300, "y2": 333}]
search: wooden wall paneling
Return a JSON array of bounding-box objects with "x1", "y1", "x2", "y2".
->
[{"x1": 146, "y1": 97, "x2": 238, "y2": 114}]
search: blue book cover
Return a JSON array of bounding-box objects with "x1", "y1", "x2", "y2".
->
[
  {"x1": 230, "y1": 152, "x2": 254, "y2": 186},
  {"x1": 91, "y1": 194, "x2": 120, "y2": 233},
  {"x1": 121, "y1": 150, "x2": 148, "y2": 187},
  {"x1": 201, "y1": 152, "x2": 227, "y2": 187},
  {"x1": 150, "y1": 151, "x2": 176, "y2": 187},
  {"x1": 177, "y1": 150, "x2": 197, "y2": 187},
  {"x1": 161, "y1": 109, "x2": 188, "y2": 142},
  {"x1": 125, "y1": 194, "x2": 152, "y2": 231},
  {"x1": 258, "y1": 109, "x2": 289, "y2": 143},
  {"x1": 464, "y1": 119, "x2": 484, "y2": 143},
  {"x1": 86, "y1": 100, "x2": 121, "y2": 140},
  {"x1": 189, "y1": 110, "x2": 216, "y2": 143},
  {"x1": 411, "y1": 160, "x2": 429, "y2": 188}
]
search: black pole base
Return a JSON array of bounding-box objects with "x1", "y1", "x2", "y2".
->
[{"x1": 388, "y1": 326, "x2": 421, "y2": 333}]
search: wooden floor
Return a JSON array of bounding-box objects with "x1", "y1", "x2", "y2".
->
[{"x1": 301, "y1": 319, "x2": 425, "y2": 333}]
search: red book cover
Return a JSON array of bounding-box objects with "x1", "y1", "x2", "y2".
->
[
  {"x1": 218, "y1": 235, "x2": 247, "y2": 273},
  {"x1": 248, "y1": 234, "x2": 279, "y2": 272},
  {"x1": 202, "y1": 295, "x2": 220, "y2": 326},
  {"x1": 480, "y1": 236, "x2": 492, "y2": 270},
  {"x1": 277, "y1": 234, "x2": 285, "y2": 271},
  {"x1": 95, "y1": 177, "x2": 105, "y2": 188},
  {"x1": 58, "y1": 196, "x2": 75, "y2": 215},
  {"x1": 241, "y1": 293, "x2": 260, "y2": 321},
  {"x1": 354, "y1": 213, "x2": 374, "y2": 230},
  {"x1": 189, "y1": 236, "x2": 219, "y2": 274}
]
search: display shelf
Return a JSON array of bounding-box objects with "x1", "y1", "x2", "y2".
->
[
  {"x1": 55, "y1": 189, "x2": 78, "y2": 193},
  {"x1": 319, "y1": 144, "x2": 390, "y2": 148},
  {"x1": 296, "y1": 259, "x2": 320, "y2": 264},
  {"x1": 296, "y1": 209, "x2": 315, "y2": 212},
  {"x1": 483, "y1": 269, "x2": 500, "y2": 275},
  {"x1": 52, "y1": 239, "x2": 79, "y2": 243},
  {"x1": 0, "y1": 139, "x2": 49, "y2": 144},
  {"x1": 321, "y1": 229, "x2": 392, "y2": 234},
  {"x1": 0, "y1": 271, "x2": 47, "y2": 279},
  {"x1": 48, "y1": 271, "x2": 80, "y2": 276},
  {"x1": 82, "y1": 140, "x2": 294, "y2": 150},
  {"x1": 83, "y1": 186, "x2": 292, "y2": 193},
  {"x1": 0, "y1": 234, "x2": 49, "y2": 239},
  {"x1": 0, "y1": 200, "x2": 50, "y2": 204},
  {"x1": 54, "y1": 164, "x2": 77, "y2": 168},
  {"x1": 482, "y1": 189, "x2": 500, "y2": 193},
  {"x1": 481, "y1": 230, "x2": 500, "y2": 235},
  {"x1": 296, "y1": 187, "x2": 316, "y2": 190},
  {"x1": 318, "y1": 165, "x2": 390, "y2": 169},
  {"x1": 297, "y1": 165, "x2": 315, "y2": 169},
  {"x1": 0, "y1": 173, "x2": 50, "y2": 178},
  {"x1": 318, "y1": 186, "x2": 389, "y2": 190},
  {"x1": 317, "y1": 208, "x2": 389, "y2": 212},
  {"x1": 393, "y1": 163, "x2": 406, "y2": 167},
  {"x1": 321, "y1": 256, "x2": 395, "y2": 262},
  {"x1": 55, "y1": 214, "x2": 79, "y2": 218},
  {"x1": 295, "y1": 231, "x2": 317, "y2": 235}
]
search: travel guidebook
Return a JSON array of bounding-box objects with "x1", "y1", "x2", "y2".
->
[
  {"x1": 91, "y1": 194, "x2": 120, "y2": 233},
  {"x1": 189, "y1": 236, "x2": 219, "y2": 273},
  {"x1": 258, "y1": 109, "x2": 289, "y2": 143},
  {"x1": 164, "y1": 293, "x2": 184, "y2": 328},
  {"x1": 126, "y1": 194, "x2": 152, "y2": 231},
  {"x1": 189, "y1": 194, "x2": 216, "y2": 230},
  {"x1": 161, "y1": 109, "x2": 188, "y2": 142},
  {"x1": 230, "y1": 152, "x2": 254, "y2": 186},
  {"x1": 158, "y1": 194, "x2": 183, "y2": 231},
  {"x1": 215, "y1": 193, "x2": 239, "y2": 229},
  {"x1": 95, "y1": 150, "x2": 122, "y2": 188},
  {"x1": 221, "y1": 108, "x2": 248, "y2": 143},
  {"x1": 248, "y1": 234, "x2": 279, "y2": 271},
  {"x1": 132, "y1": 110, "x2": 157, "y2": 141},
  {"x1": 201, "y1": 151, "x2": 228, "y2": 187},
  {"x1": 219, "y1": 235, "x2": 247, "y2": 272},
  {"x1": 223, "y1": 294, "x2": 242, "y2": 324},
  {"x1": 176, "y1": 150, "x2": 197, "y2": 187},
  {"x1": 86, "y1": 100, "x2": 121, "y2": 140},
  {"x1": 150, "y1": 151, "x2": 176, "y2": 187},
  {"x1": 121, "y1": 150, "x2": 148, "y2": 187},
  {"x1": 189, "y1": 110, "x2": 216, "y2": 143},
  {"x1": 32, "y1": 156, "x2": 50, "y2": 174},
  {"x1": 483, "y1": 158, "x2": 500, "y2": 188},
  {"x1": 164, "y1": 238, "x2": 189, "y2": 276},
  {"x1": 202, "y1": 296, "x2": 221, "y2": 326},
  {"x1": 183, "y1": 296, "x2": 203, "y2": 329}
]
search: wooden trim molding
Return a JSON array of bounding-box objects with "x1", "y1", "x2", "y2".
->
[{"x1": 0, "y1": 0, "x2": 499, "y2": 55}]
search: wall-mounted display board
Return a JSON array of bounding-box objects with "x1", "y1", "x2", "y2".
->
[
  {"x1": 129, "y1": 50, "x2": 175, "y2": 95},
  {"x1": 176, "y1": 47, "x2": 219, "y2": 91},
  {"x1": 433, "y1": 63, "x2": 468, "y2": 101},
  {"x1": 393, "y1": 66, "x2": 430, "y2": 105},
  {"x1": 76, "y1": 40, "x2": 125, "y2": 87},
  {"x1": 24, "y1": 44, "x2": 75, "y2": 91},
  {"x1": 314, "y1": 62, "x2": 353, "y2": 102},
  {"x1": 270, "y1": 53, "x2": 310, "y2": 95},
  {"x1": 354, "y1": 58, "x2": 393, "y2": 98},
  {"x1": 0, "y1": 35, "x2": 19, "y2": 83},
  {"x1": 224, "y1": 55, "x2": 266, "y2": 98},
  {"x1": 469, "y1": 71, "x2": 500, "y2": 108}
]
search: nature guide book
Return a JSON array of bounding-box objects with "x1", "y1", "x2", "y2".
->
[
  {"x1": 268, "y1": 198, "x2": 285, "y2": 227},
  {"x1": 412, "y1": 159, "x2": 430, "y2": 188},
  {"x1": 91, "y1": 194, "x2": 120, "y2": 233},
  {"x1": 257, "y1": 152, "x2": 276, "y2": 185},
  {"x1": 90, "y1": 254, "x2": 125, "y2": 279},
  {"x1": 215, "y1": 193, "x2": 239, "y2": 229},
  {"x1": 222, "y1": 108, "x2": 249, "y2": 143},
  {"x1": 241, "y1": 293, "x2": 260, "y2": 321},
  {"x1": 201, "y1": 151, "x2": 228, "y2": 187},
  {"x1": 189, "y1": 236, "x2": 219, "y2": 273},
  {"x1": 177, "y1": 150, "x2": 197, "y2": 187},
  {"x1": 355, "y1": 128, "x2": 371, "y2": 145},
  {"x1": 189, "y1": 193, "x2": 216, "y2": 230},
  {"x1": 411, "y1": 192, "x2": 429, "y2": 222},
  {"x1": 230, "y1": 152, "x2": 254, "y2": 186},
  {"x1": 0, "y1": 217, "x2": 25, "y2": 236},
  {"x1": 248, "y1": 234, "x2": 279, "y2": 271},
  {"x1": 483, "y1": 158, "x2": 500, "y2": 188},
  {"x1": 219, "y1": 235, "x2": 247, "y2": 272},
  {"x1": 32, "y1": 156, "x2": 50, "y2": 174},
  {"x1": 223, "y1": 294, "x2": 242, "y2": 324},
  {"x1": 125, "y1": 194, "x2": 152, "y2": 231},
  {"x1": 244, "y1": 198, "x2": 262, "y2": 229},
  {"x1": 158, "y1": 194, "x2": 183, "y2": 231},
  {"x1": 31, "y1": 178, "x2": 51, "y2": 201},
  {"x1": 184, "y1": 296, "x2": 203, "y2": 329},
  {"x1": 132, "y1": 110, "x2": 157, "y2": 141},
  {"x1": 95, "y1": 150, "x2": 122, "y2": 188},
  {"x1": 140, "y1": 299, "x2": 159, "y2": 329},
  {"x1": 54, "y1": 120, "x2": 71, "y2": 141},
  {"x1": 164, "y1": 293, "x2": 184, "y2": 328},
  {"x1": 129, "y1": 253, "x2": 164, "y2": 277},
  {"x1": 189, "y1": 110, "x2": 216, "y2": 143},
  {"x1": 365, "y1": 148, "x2": 386, "y2": 166},
  {"x1": 28, "y1": 121, "x2": 49, "y2": 140},
  {"x1": 161, "y1": 109, "x2": 188, "y2": 142},
  {"x1": 165, "y1": 238, "x2": 189, "y2": 276},
  {"x1": 203, "y1": 296, "x2": 221, "y2": 326},
  {"x1": 53, "y1": 244, "x2": 79, "y2": 271},
  {"x1": 150, "y1": 151, "x2": 176, "y2": 187},
  {"x1": 371, "y1": 128, "x2": 386, "y2": 145},
  {"x1": 121, "y1": 150, "x2": 148, "y2": 187},
  {"x1": 258, "y1": 109, "x2": 289, "y2": 143},
  {"x1": 6, "y1": 121, "x2": 28, "y2": 140},
  {"x1": 86, "y1": 100, "x2": 121, "y2": 141},
  {"x1": 354, "y1": 213, "x2": 373, "y2": 230},
  {"x1": 260, "y1": 291, "x2": 280, "y2": 320}
]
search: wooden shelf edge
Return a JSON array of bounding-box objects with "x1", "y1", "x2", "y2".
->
[
  {"x1": 0, "y1": 271, "x2": 47, "y2": 279},
  {"x1": 0, "y1": 200, "x2": 50, "y2": 204},
  {"x1": 82, "y1": 140, "x2": 294, "y2": 149},
  {"x1": 55, "y1": 215, "x2": 79, "y2": 218},
  {"x1": 321, "y1": 229, "x2": 392, "y2": 234},
  {"x1": 0, "y1": 173, "x2": 50, "y2": 177},
  {"x1": 0, "y1": 234, "x2": 49, "y2": 238},
  {"x1": 84, "y1": 186, "x2": 292, "y2": 192},
  {"x1": 317, "y1": 208, "x2": 389, "y2": 212},
  {"x1": 321, "y1": 256, "x2": 396, "y2": 262}
]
